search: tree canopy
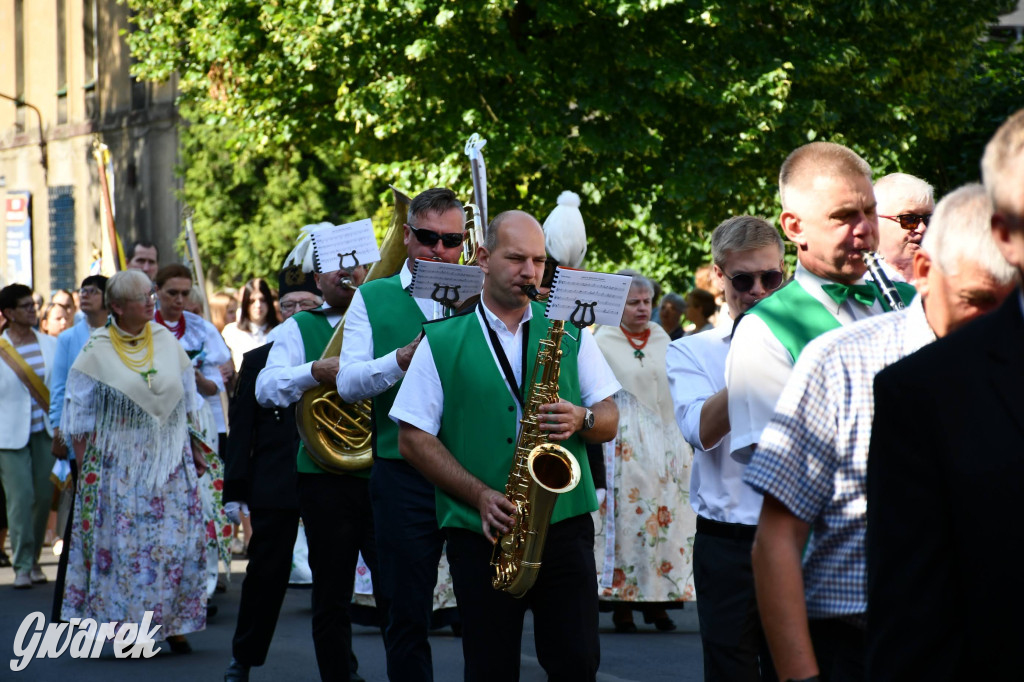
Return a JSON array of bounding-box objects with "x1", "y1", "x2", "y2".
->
[{"x1": 124, "y1": 0, "x2": 1021, "y2": 289}]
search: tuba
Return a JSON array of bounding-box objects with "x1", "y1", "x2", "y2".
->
[
  {"x1": 295, "y1": 186, "x2": 411, "y2": 473},
  {"x1": 491, "y1": 285, "x2": 582, "y2": 598}
]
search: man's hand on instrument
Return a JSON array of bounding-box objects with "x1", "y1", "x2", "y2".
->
[
  {"x1": 396, "y1": 333, "x2": 424, "y2": 372},
  {"x1": 478, "y1": 488, "x2": 516, "y2": 543},
  {"x1": 312, "y1": 357, "x2": 340, "y2": 387},
  {"x1": 538, "y1": 399, "x2": 584, "y2": 441}
]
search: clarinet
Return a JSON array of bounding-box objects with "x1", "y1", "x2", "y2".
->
[{"x1": 860, "y1": 250, "x2": 906, "y2": 311}]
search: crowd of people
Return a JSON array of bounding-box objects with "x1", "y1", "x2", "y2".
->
[{"x1": 1, "y1": 107, "x2": 1023, "y2": 682}]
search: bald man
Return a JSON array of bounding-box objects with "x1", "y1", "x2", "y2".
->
[{"x1": 391, "y1": 211, "x2": 620, "y2": 682}]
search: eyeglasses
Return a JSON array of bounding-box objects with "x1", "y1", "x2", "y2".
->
[
  {"x1": 880, "y1": 213, "x2": 931, "y2": 230},
  {"x1": 406, "y1": 224, "x2": 465, "y2": 249},
  {"x1": 79, "y1": 287, "x2": 102, "y2": 296},
  {"x1": 16, "y1": 302, "x2": 37, "y2": 311},
  {"x1": 724, "y1": 270, "x2": 785, "y2": 293},
  {"x1": 280, "y1": 298, "x2": 320, "y2": 313}
]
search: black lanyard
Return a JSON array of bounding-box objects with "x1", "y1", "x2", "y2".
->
[{"x1": 478, "y1": 305, "x2": 530, "y2": 410}]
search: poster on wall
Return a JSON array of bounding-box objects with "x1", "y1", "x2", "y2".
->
[{"x1": 5, "y1": 191, "x2": 33, "y2": 288}]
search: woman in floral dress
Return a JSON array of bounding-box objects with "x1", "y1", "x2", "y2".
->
[
  {"x1": 61, "y1": 270, "x2": 207, "y2": 652},
  {"x1": 593, "y1": 271, "x2": 697, "y2": 632}
]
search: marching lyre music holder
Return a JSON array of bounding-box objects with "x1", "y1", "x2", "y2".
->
[{"x1": 544, "y1": 266, "x2": 632, "y2": 330}]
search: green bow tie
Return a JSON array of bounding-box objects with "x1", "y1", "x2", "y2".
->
[{"x1": 821, "y1": 282, "x2": 878, "y2": 308}]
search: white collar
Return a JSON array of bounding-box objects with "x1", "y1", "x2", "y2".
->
[{"x1": 478, "y1": 296, "x2": 533, "y2": 335}]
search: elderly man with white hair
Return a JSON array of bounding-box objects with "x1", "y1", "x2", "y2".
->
[
  {"x1": 744, "y1": 182, "x2": 1018, "y2": 682},
  {"x1": 874, "y1": 172, "x2": 935, "y2": 282}
]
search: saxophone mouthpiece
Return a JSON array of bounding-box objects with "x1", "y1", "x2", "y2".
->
[{"x1": 520, "y1": 285, "x2": 542, "y2": 301}]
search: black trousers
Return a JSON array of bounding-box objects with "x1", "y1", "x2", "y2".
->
[
  {"x1": 298, "y1": 473, "x2": 385, "y2": 682},
  {"x1": 231, "y1": 506, "x2": 300, "y2": 667},
  {"x1": 370, "y1": 457, "x2": 449, "y2": 681},
  {"x1": 809, "y1": 618, "x2": 865, "y2": 682},
  {"x1": 445, "y1": 514, "x2": 600, "y2": 682},
  {"x1": 51, "y1": 459, "x2": 78, "y2": 622},
  {"x1": 693, "y1": 523, "x2": 777, "y2": 682}
]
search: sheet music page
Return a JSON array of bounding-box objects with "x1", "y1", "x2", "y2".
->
[
  {"x1": 309, "y1": 219, "x2": 381, "y2": 273},
  {"x1": 546, "y1": 267, "x2": 631, "y2": 327},
  {"x1": 409, "y1": 259, "x2": 484, "y2": 305}
]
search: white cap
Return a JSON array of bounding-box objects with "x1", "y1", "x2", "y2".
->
[{"x1": 542, "y1": 191, "x2": 587, "y2": 268}]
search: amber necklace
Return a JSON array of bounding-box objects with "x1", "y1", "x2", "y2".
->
[
  {"x1": 620, "y1": 325, "x2": 651, "y2": 364},
  {"x1": 109, "y1": 323, "x2": 158, "y2": 388}
]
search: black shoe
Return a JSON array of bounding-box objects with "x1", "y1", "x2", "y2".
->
[
  {"x1": 207, "y1": 603, "x2": 219, "y2": 620},
  {"x1": 0, "y1": 551, "x2": 10, "y2": 568},
  {"x1": 166, "y1": 636, "x2": 192, "y2": 654},
  {"x1": 642, "y1": 609, "x2": 677, "y2": 632},
  {"x1": 613, "y1": 619, "x2": 638, "y2": 633},
  {"x1": 224, "y1": 658, "x2": 250, "y2": 682}
]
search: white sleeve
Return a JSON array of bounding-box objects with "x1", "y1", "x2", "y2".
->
[
  {"x1": 725, "y1": 314, "x2": 793, "y2": 462},
  {"x1": 577, "y1": 329, "x2": 621, "y2": 406},
  {"x1": 336, "y1": 288, "x2": 406, "y2": 402},
  {"x1": 255, "y1": 317, "x2": 318, "y2": 407},
  {"x1": 666, "y1": 339, "x2": 719, "y2": 451},
  {"x1": 388, "y1": 336, "x2": 444, "y2": 435}
]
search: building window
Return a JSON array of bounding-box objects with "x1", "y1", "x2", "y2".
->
[{"x1": 49, "y1": 186, "x2": 76, "y2": 291}]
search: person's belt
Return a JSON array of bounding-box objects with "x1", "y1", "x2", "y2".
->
[{"x1": 696, "y1": 516, "x2": 757, "y2": 541}]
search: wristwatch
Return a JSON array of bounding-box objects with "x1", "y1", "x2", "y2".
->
[{"x1": 582, "y1": 407, "x2": 595, "y2": 431}]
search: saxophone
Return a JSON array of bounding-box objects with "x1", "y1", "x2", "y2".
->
[{"x1": 490, "y1": 285, "x2": 582, "y2": 598}]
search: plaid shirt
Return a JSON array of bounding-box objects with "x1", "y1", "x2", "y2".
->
[{"x1": 743, "y1": 296, "x2": 934, "y2": 619}]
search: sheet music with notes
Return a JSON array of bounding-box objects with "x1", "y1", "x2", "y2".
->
[
  {"x1": 546, "y1": 267, "x2": 631, "y2": 327},
  {"x1": 309, "y1": 219, "x2": 381, "y2": 274},
  {"x1": 409, "y1": 259, "x2": 484, "y2": 306}
]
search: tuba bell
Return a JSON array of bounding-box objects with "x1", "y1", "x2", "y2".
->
[{"x1": 295, "y1": 186, "x2": 412, "y2": 473}]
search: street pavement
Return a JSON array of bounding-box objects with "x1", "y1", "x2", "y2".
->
[{"x1": 1, "y1": 551, "x2": 704, "y2": 681}]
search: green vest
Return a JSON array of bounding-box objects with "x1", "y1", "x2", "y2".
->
[
  {"x1": 747, "y1": 279, "x2": 916, "y2": 362},
  {"x1": 360, "y1": 274, "x2": 427, "y2": 460},
  {"x1": 294, "y1": 310, "x2": 370, "y2": 478},
  {"x1": 424, "y1": 302, "x2": 596, "y2": 534}
]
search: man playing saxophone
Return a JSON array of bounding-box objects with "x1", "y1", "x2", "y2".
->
[{"x1": 392, "y1": 210, "x2": 620, "y2": 682}]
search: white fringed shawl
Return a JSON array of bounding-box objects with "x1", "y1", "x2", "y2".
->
[{"x1": 61, "y1": 322, "x2": 198, "y2": 491}]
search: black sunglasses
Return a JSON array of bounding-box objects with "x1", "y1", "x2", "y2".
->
[
  {"x1": 880, "y1": 213, "x2": 931, "y2": 230},
  {"x1": 724, "y1": 270, "x2": 785, "y2": 293},
  {"x1": 406, "y1": 224, "x2": 465, "y2": 248}
]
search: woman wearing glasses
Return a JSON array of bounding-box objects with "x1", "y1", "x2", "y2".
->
[
  {"x1": 221, "y1": 278, "x2": 282, "y2": 372},
  {"x1": 592, "y1": 270, "x2": 698, "y2": 633},
  {"x1": 61, "y1": 270, "x2": 207, "y2": 652}
]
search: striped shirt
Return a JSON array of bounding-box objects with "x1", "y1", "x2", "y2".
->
[
  {"x1": 16, "y1": 341, "x2": 47, "y2": 433},
  {"x1": 743, "y1": 296, "x2": 934, "y2": 619}
]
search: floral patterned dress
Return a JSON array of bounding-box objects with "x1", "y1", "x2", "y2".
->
[
  {"x1": 61, "y1": 325, "x2": 207, "y2": 637},
  {"x1": 593, "y1": 324, "x2": 697, "y2": 604}
]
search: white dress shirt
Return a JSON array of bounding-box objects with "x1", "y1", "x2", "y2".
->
[
  {"x1": 390, "y1": 298, "x2": 621, "y2": 436},
  {"x1": 726, "y1": 262, "x2": 884, "y2": 462},
  {"x1": 336, "y1": 261, "x2": 444, "y2": 403},
  {"x1": 255, "y1": 304, "x2": 344, "y2": 408},
  {"x1": 666, "y1": 324, "x2": 763, "y2": 525}
]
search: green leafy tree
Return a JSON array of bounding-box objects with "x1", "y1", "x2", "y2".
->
[{"x1": 126, "y1": 0, "x2": 1018, "y2": 290}]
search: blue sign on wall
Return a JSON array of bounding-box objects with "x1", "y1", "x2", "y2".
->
[{"x1": 5, "y1": 191, "x2": 33, "y2": 287}]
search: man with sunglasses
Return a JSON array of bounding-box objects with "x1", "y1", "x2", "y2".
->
[
  {"x1": 746, "y1": 182, "x2": 1016, "y2": 682},
  {"x1": 874, "y1": 172, "x2": 934, "y2": 282},
  {"x1": 336, "y1": 187, "x2": 467, "y2": 681},
  {"x1": 666, "y1": 215, "x2": 785, "y2": 682}
]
